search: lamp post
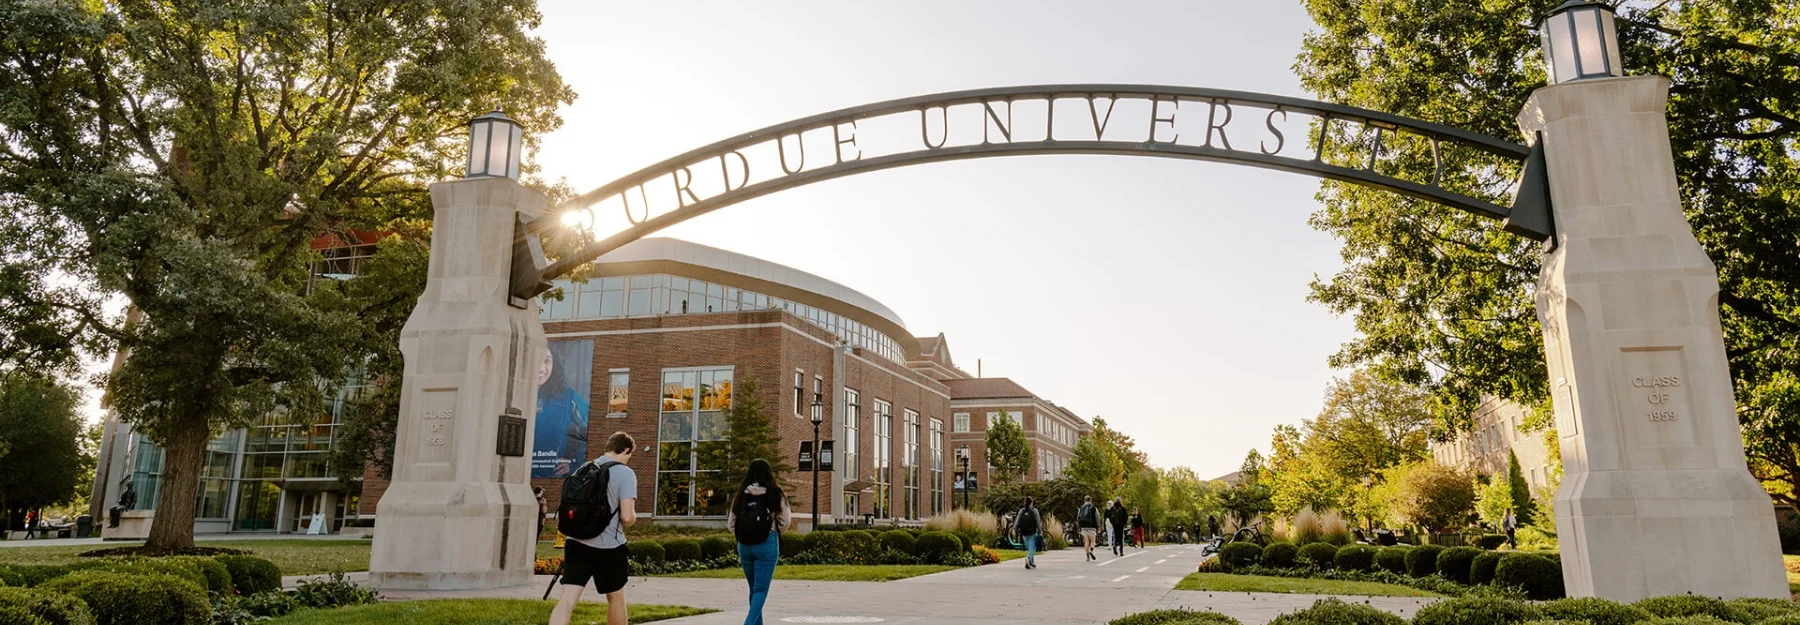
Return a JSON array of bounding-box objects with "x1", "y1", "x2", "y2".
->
[
  {"x1": 957, "y1": 445, "x2": 971, "y2": 510},
  {"x1": 1539, "y1": 0, "x2": 1622, "y2": 85},
  {"x1": 465, "y1": 109, "x2": 523, "y2": 179},
  {"x1": 811, "y1": 397, "x2": 824, "y2": 531}
]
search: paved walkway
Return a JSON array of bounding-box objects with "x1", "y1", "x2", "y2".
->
[
  {"x1": 363, "y1": 543, "x2": 1437, "y2": 625},
  {"x1": 1, "y1": 533, "x2": 366, "y2": 549}
]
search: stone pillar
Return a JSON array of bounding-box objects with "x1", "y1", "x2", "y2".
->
[
  {"x1": 370, "y1": 177, "x2": 548, "y2": 590},
  {"x1": 1520, "y1": 75, "x2": 1786, "y2": 601}
]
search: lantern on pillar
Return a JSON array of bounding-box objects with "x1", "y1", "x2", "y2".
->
[
  {"x1": 466, "y1": 109, "x2": 523, "y2": 179},
  {"x1": 1540, "y1": 1, "x2": 1623, "y2": 84}
]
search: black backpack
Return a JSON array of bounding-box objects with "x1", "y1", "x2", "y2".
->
[
  {"x1": 732, "y1": 487, "x2": 780, "y2": 545},
  {"x1": 558, "y1": 460, "x2": 621, "y2": 540},
  {"x1": 1079, "y1": 503, "x2": 1098, "y2": 528},
  {"x1": 1015, "y1": 507, "x2": 1039, "y2": 536}
]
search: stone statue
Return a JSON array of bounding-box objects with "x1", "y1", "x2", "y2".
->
[{"x1": 108, "y1": 479, "x2": 137, "y2": 529}]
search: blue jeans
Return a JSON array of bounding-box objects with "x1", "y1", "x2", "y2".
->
[
  {"x1": 737, "y1": 532, "x2": 780, "y2": 625},
  {"x1": 1024, "y1": 533, "x2": 1038, "y2": 563}
]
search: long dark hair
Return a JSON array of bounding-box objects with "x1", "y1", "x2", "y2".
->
[{"x1": 732, "y1": 458, "x2": 781, "y2": 509}]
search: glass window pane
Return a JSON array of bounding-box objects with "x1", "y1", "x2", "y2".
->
[
  {"x1": 697, "y1": 411, "x2": 728, "y2": 441},
  {"x1": 656, "y1": 473, "x2": 692, "y2": 516},
  {"x1": 659, "y1": 442, "x2": 693, "y2": 471},
  {"x1": 600, "y1": 291, "x2": 624, "y2": 318},
  {"x1": 660, "y1": 413, "x2": 693, "y2": 441},
  {"x1": 576, "y1": 289, "x2": 602, "y2": 318}
]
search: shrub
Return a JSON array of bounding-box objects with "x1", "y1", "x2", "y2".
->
[
  {"x1": 1266, "y1": 598, "x2": 1406, "y2": 625},
  {"x1": 0, "y1": 587, "x2": 95, "y2": 625},
  {"x1": 916, "y1": 532, "x2": 962, "y2": 564},
  {"x1": 1109, "y1": 608, "x2": 1242, "y2": 625},
  {"x1": 1292, "y1": 509, "x2": 1324, "y2": 546},
  {"x1": 1437, "y1": 547, "x2": 1483, "y2": 584},
  {"x1": 1297, "y1": 543, "x2": 1339, "y2": 570},
  {"x1": 214, "y1": 555, "x2": 281, "y2": 595},
  {"x1": 0, "y1": 605, "x2": 48, "y2": 625},
  {"x1": 0, "y1": 567, "x2": 69, "y2": 589},
  {"x1": 970, "y1": 545, "x2": 1001, "y2": 565},
  {"x1": 627, "y1": 541, "x2": 667, "y2": 563},
  {"x1": 1538, "y1": 597, "x2": 1654, "y2": 625},
  {"x1": 880, "y1": 530, "x2": 918, "y2": 555},
  {"x1": 1725, "y1": 597, "x2": 1799, "y2": 622},
  {"x1": 850, "y1": 529, "x2": 880, "y2": 544},
  {"x1": 42, "y1": 571, "x2": 207, "y2": 625},
  {"x1": 1494, "y1": 553, "x2": 1564, "y2": 601},
  {"x1": 1375, "y1": 546, "x2": 1410, "y2": 574},
  {"x1": 67, "y1": 560, "x2": 206, "y2": 594},
  {"x1": 1471, "y1": 551, "x2": 1503, "y2": 585},
  {"x1": 167, "y1": 558, "x2": 230, "y2": 594},
  {"x1": 1760, "y1": 616, "x2": 1800, "y2": 625},
  {"x1": 1477, "y1": 534, "x2": 1509, "y2": 550},
  {"x1": 1631, "y1": 596, "x2": 1751, "y2": 623},
  {"x1": 1219, "y1": 542, "x2": 1263, "y2": 571},
  {"x1": 778, "y1": 532, "x2": 806, "y2": 558},
  {"x1": 291, "y1": 572, "x2": 379, "y2": 609},
  {"x1": 1334, "y1": 545, "x2": 1378, "y2": 572},
  {"x1": 700, "y1": 536, "x2": 735, "y2": 560},
  {"x1": 1260, "y1": 543, "x2": 1300, "y2": 568},
  {"x1": 1042, "y1": 514, "x2": 1069, "y2": 551},
  {"x1": 1636, "y1": 618, "x2": 1744, "y2": 625},
  {"x1": 1518, "y1": 621, "x2": 1599, "y2": 625},
  {"x1": 925, "y1": 510, "x2": 999, "y2": 553},
  {"x1": 1406, "y1": 545, "x2": 1445, "y2": 577},
  {"x1": 1410, "y1": 596, "x2": 1543, "y2": 625},
  {"x1": 662, "y1": 538, "x2": 703, "y2": 562},
  {"x1": 1318, "y1": 510, "x2": 1353, "y2": 546}
]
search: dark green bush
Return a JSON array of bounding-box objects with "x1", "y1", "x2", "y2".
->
[
  {"x1": 778, "y1": 532, "x2": 806, "y2": 558},
  {"x1": 879, "y1": 530, "x2": 918, "y2": 555},
  {"x1": 1406, "y1": 545, "x2": 1445, "y2": 577},
  {"x1": 844, "y1": 531, "x2": 880, "y2": 559},
  {"x1": 0, "y1": 567, "x2": 69, "y2": 589},
  {"x1": 1636, "y1": 617, "x2": 1744, "y2": 625},
  {"x1": 0, "y1": 604, "x2": 48, "y2": 625},
  {"x1": 1471, "y1": 552, "x2": 1503, "y2": 585},
  {"x1": 0, "y1": 587, "x2": 95, "y2": 625},
  {"x1": 0, "y1": 567, "x2": 22, "y2": 588},
  {"x1": 1260, "y1": 543, "x2": 1300, "y2": 568},
  {"x1": 850, "y1": 529, "x2": 880, "y2": 544},
  {"x1": 1631, "y1": 596, "x2": 1751, "y2": 624},
  {"x1": 291, "y1": 572, "x2": 379, "y2": 609},
  {"x1": 1518, "y1": 621, "x2": 1601, "y2": 625},
  {"x1": 41, "y1": 571, "x2": 207, "y2": 625},
  {"x1": 1758, "y1": 616, "x2": 1800, "y2": 625},
  {"x1": 626, "y1": 541, "x2": 666, "y2": 563},
  {"x1": 1477, "y1": 534, "x2": 1509, "y2": 550},
  {"x1": 1494, "y1": 554, "x2": 1564, "y2": 600},
  {"x1": 1410, "y1": 596, "x2": 1543, "y2": 625},
  {"x1": 951, "y1": 532, "x2": 972, "y2": 553},
  {"x1": 916, "y1": 532, "x2": 962, "y2": 564},
  {"x1": 1266, "y1": 598, "x2": 1406, "y2": 625},
  {"x1": 67, "y1": 560, "x2": 205, "y2": 594},
  {"x1": 699, "y1": 536, "x2": 734, "y2": 560},
  {"x1": 1108, "y1": 608, "x2": 1242, "y2": 625},
  {"x1": 1334, "y1": 545, "x2": 1378, "y2": 572},
  {"x1": 213, "y1": 555, "x2": 281, "y2": 595},
  {"x1": 1375, "y1": 546, "x2": 1410, "y2": 574},
  {"x1": 1219, "y1": 542, "x2": 1263, "y2": 571},
  {"x1": 662, "y1": 538, "x2": 703, "y2": 562},
  {"x1": 1436, "y1": 547, "x2": 1484, "y2": 584},
  {"x1": 1297, "y1": 543, "x2": 1339, "y2": 570},
  {"x1": 167, "y1": 558, "x2": 230, "y2": 594},
  {"x1": 237, "y1": 591, "x2": 297, "y2": 618},
  {"x1": 1725, "y1": 597, "x2": 1799, "y2": 622},
  {"x1": 1538, "y1": 597, "x2": 1654, "y2": 625}
]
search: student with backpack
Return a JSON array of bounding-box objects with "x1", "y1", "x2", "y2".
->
[
  {"x1": 727, "y1": 459, "x2": 792, "y2": 625},
  {"x1": 1012, "y1": 496, "x2": 1043, "y2": 569},
  {"x1": 1077, "y1": 495, "x2": 1100, "y2": 561},
  {"x1": 1106, "y1": 498, "x2": 1129, "y2": 556},
  {"x1": 550, "y1": 432, "x2": 639, "y2": 625}
]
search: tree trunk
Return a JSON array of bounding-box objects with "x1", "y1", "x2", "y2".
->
[{"x1": 144, "y1": 417, "x2": 209, "y2": 551}]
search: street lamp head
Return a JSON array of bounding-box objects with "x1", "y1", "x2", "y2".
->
[
  {"x1": 1540, "y1": 1, "x2": 1623, "y2": 85},
  {"x1": 810, "y1": 398, "x2": 825, "y2": 425},
  {"x1": 466, "y1": 109, "x2": 523, "y2": 180}
]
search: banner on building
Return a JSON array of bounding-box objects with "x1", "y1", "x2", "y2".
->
[{"x1": 533, "y1": 339, "x2": 594, "y2": 479}]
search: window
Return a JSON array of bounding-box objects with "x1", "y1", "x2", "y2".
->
[
  {"x1": 843, "y1": 389, "x2": 860, "y2": 482},
  {"x1": 873, "y1": 399, "x2": 892, "y2": 519},
  {"x1": 607, "y1": 370, "x2": 629, "y2": 417},
  {"x1": 987, "y1": 411, "x2": 1011, "y2": 427},
  {"x1": 930, "y1": 418, "x2": 944, "y2": 516},
  {"x1": 813, "y1": 376, "x2": 824, "y2": 417},
  {"x1": 794, "y1": 370, "x2": 805, "y2": 416},
  {"x1": 904, "y1": 409, "x2": 920, "y2": 520},
  {"x1": 954, "y1": 413, "x2": 970, "y2": 433},
  {"x1": 656, "y1": 367, "x2": 734, "y2": 517}
]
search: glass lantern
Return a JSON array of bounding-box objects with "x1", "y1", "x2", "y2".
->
[
  {"x1": 1541, "y1": 1, "x2": 1623, "y2": 84},
  {"x1": 466, "y1": 109, "x2": 523, "y2": 179}
]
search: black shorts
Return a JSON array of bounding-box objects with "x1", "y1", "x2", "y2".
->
[{"x1": 561, "y1": 540, "x2": 630, "y2": 594}]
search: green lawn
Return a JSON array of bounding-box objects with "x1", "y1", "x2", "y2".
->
[
  {"x1": 661, "y1": 564, "x2": 956, "y2": 582},
  {"x1": 993, "y1": 549, "x2": 1028, "y2": 562},
  {"x1": 1785, "y1": 554, "x2": 1800, "y2": 595},
  {"x1": 265, "y1": 600, "x2": 712, "y2": 625},
  {"x1": 0, "y1": 539, "x2": 375, "y2": 576},
  {"x1": 1175, "y1": 572, "x2": 1444, "y2": 598}
]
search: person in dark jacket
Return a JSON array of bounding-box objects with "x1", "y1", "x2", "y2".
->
[
  {"x1": 1207, "y1": 515, "x2": 1221, "y2": 541},
  {"x1": 1130, "y1": 508, "x2": 1146, "y2": 549},
  {"x1": 1012, "y1": 496, "x2": 1043, "y2": 569},
  {"x1": 1105, "y1": 498, "x2": 1129, "y2": 556},
  {"x1": 1077, "y1": 495, "x2": 1100, "y2": 561}
]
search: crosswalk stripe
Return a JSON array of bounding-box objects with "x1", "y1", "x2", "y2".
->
[
  {"x1": 1135, "y1": 566, "x2": 1149, "y2": 572},
  {"x1": 1111, "y1": 575, "x2": 1131, "y2": 582}
]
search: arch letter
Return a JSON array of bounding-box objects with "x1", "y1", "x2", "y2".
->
[
  {"x1": 719, "y1": 150, "x2": 750, "y2": 192},
  {"x1": 1149, "y1": 97, "x2": 1179, "y2": 143},
  {"x1": 1261, "y1": 108, "x2": 1287, "y2": 155},
  {"x1": 622, "y1": 184, "x2": 651, "y2": 225},
  {"x1": 983, "y1": 100, "x2": 1013, "y2": 144},
  {"x1": 1086, "y1": 94, "x2": 1119, "y2": 140},
  {"x1": 920, "y1": 106, "x2": 949, "y2": 149},
  {"x1": 671, "y1": 166, "x2": 700, "y2": 207},
  {"x1": 834, "y1": 120, "x2": 861, "y2": 164},
  {"x1": 1204, "y1": 100, "x2": 1233, "y2": 150},
  {"x1": 779, "y1": 131, "x2": 806, "y2": 175}
]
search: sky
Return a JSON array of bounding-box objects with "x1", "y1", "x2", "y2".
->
[{"x1": 526, "y1": 0, "x2": 1357, "y2": 479}]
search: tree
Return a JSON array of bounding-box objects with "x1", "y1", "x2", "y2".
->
[
  {"x1": 1295, "y1": 1, "x2": 1800, "y2": 503},
  {"x1": 1090, "y1": 417, "x2": 1149, "y2": 483},
  {"x1": 1385, "y1": 461, "x2": 1476, "y2": 532},
  {"x1": 1123, "y1": 468, "x2": 1165, "y2": 530},
  {"x1": 1308, "y1": 372, "x2": 1433, "y2": 478},
  {"x1": 0, "y1": 0, "x2": 574, "y2": 550},
  {"x1": 1473, "y1": 473, "x2": 1512, "y2": 528},
  {"x1": 1218, "y1": 450, "x2": 1275, "y2": 525},
  {"x1": 1506, "y1": 450, "x2": 1533, "y2": 526},
  {"x1": 1268, "y1": 424, "x2": 1349, "y2": 517},
  {"x1": 0, "y1": 374, "x2": 88, "y2": 522},
  {"x1": 985, "y1": 410, "x2": 1032, "y2": 485},
  {"x1": 1064, "y1": 434, "x2": 1123, "y2": 494},
  {"x1": 695, "y1": 375, "x2": 793, "y2": 504}
]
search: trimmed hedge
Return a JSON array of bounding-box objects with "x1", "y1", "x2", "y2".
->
[
  {"x1": 1410, "y1": 596, "x2": 1542, "y2": 625},
  {"x1": 699, "y1": 536, "x2": 734, "y2": 560},
  {"x1": 1494, "y1": 553, "x2": 1564, "y2": 601},
  {"x1": 880, "y1": 530, "x2": 917, "y2": 555},
  {"x1": 1435, "y1": 547, "x2": 1483, "y2": 584},
  {"x1": 1296, "y1": 543, "x2": 1339, "y2": 570},
  {"x1": 1726, "y1": 597, "x2": 1800, "y2": 622},
  {"x1": 214, "y1": 555, "x2": 281, "y2": 595},
  {"x1": 1260, "y1": 543, "x2": 1299, "y2": 568},
  {"x1": 627, "y1": 541, "x2": 666, "y2": 563},
  {"x1": 917, "y1": 532, "x2": 962, "y2": 564},
  {"x1": 1109, "y1": 608, "x2": 1242, "y2": 625},
  {"x1": 1375, "y1": 546, "x2": 1410, "y2": 574},
  {"x1": 1266, "y1": 598, "x2": 1406, "y2": 625},
  {"x1": 1635, "y1": 618, "x2": 1742, "y2": 625},
  {"x1": 1476, "y1": 534, "x2": 1508, "y2": 550},
  {"x1": 1470, "y1": 552, "x2": 1503, "y2": 585},
  {"x1": 66, "y1": 560, "x2": 204, "y2": 595},
  {"x1": 1538, "y1": 597, "x2": 1654, "y2": 625},
  {"x1": 0, "y1": 605, "x2": 47, "y2": 625},
  {"x1": 663, "y1": 538, "x2": 702, "y2": 562},
  {"x1": 167, "y1": 558, "x2": 230, "y2": 595},
  {"x1": 41, "y1": 571, "x2": 207, "y2": 625},
  {"x1": 0, "y1": 567, "x2": 71, "y2": 589},
  {"x1": 0, "y1": 587, "x2": 95, "y2": 625},
  {"x1": 1405, "y1": 545, "x2": 1444, "y2": 577},
  {"x1": 1218, "y1": 542, "x2": 1262, "y2": 571},
  {"x1": 1631, "y1": 596, "x2": 1751, "y2": 623},
  {"x1": 778, "y1": 532, "x2": 806, "y2": 558},
  {"x1": 1334, "y1": 545, "x2": 1378, "y2": 572}
]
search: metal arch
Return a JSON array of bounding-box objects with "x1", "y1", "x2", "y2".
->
[{"x1": 536, "y1": 84, "x2": 1546, "y2": 286}]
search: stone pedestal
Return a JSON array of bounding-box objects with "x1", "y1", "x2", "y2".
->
[
  {"x1": 105, "y1": 510, "x2": 153, "y2": 541},
  {"x1": 1521, "y1": 75, "x2": 1786, "y2": 601},
  {"x1": 369, "y1": 177, "x2": 548, "y2": 590}
]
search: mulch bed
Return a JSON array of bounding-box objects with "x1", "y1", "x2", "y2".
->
[{"x1": 77, "y1": 545, "x2": 252, "y2": 558}]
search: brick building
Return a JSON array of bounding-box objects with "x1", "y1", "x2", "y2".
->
[{"x1": 360, "y1": 237, "x2": 1091, "y2": 529}]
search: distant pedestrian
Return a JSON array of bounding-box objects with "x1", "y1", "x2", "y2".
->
[
  {"x1": 1013, "y1": 496, "x2": 1043, "y2": 569},
  {"x1": 534, "y1": 486, "x2": 548, "y2": 541},
  {"x1": 1077, "y1": 495, "x2": 1100, "y2": 561},
  {"x1": 1106, "y1": 498, "x2": 1129, "y2": 556},
  {"x1": 1175, "y1": 521, "x2": 1186, "y2": 544},
  {"x1": 550, "y1": 432, "x2": 639, "y2": 625},
  {"x1": 1503, "y1": 509, "x2": 1518, "y2": 549},
  {"x1": 23, "y1": 510, "x2": 39, "y2": 540},
  {"x1": 728, "y1": 459, "x2": 792, "y2": 625},
  {"x1": 1130, "y1": 509, "x2": 1146, "y2": 549},
  {"x1": 1207, "y1": 515, "x2": 1220, "y2": 541}
]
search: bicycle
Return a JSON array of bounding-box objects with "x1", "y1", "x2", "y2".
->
[{"x1": 1231, "y1": 520, "x2": 1264, "y2": 545}]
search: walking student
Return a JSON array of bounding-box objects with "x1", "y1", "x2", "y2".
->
[
  {"x1": 1013, "y1": 496, "x2": 1043, "y2": 569},
  {"x1": 728, "y1": 458, "x2": 792, "y2": 625},
  {"x1": 534, "y1": 486, "x2": 548, "y2": 541},
  {"x1": 1106, "y1": 498, "x2": 1129, "y2": 556},
  {"x1": 1077, "y1": 495, "x2": 1100, "y2": 561},
  {"x1": 1503, "y1": 508, "x2": 1519, "y2": 549},
  {"x1": 1130, "y1": 508, "x2": 1146, "y2": 549},
  {"x1": 550, "y1": 432, "x2": 639, "y2": 625}
]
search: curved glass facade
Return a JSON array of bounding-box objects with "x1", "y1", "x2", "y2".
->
[{"x1": 539, "y1": 274, "x2": 907, "y2": 364}]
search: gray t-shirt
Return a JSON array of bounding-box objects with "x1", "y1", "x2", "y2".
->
[{"x1": 571, "y1": 460, "x2": 637, "y2": 550}]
